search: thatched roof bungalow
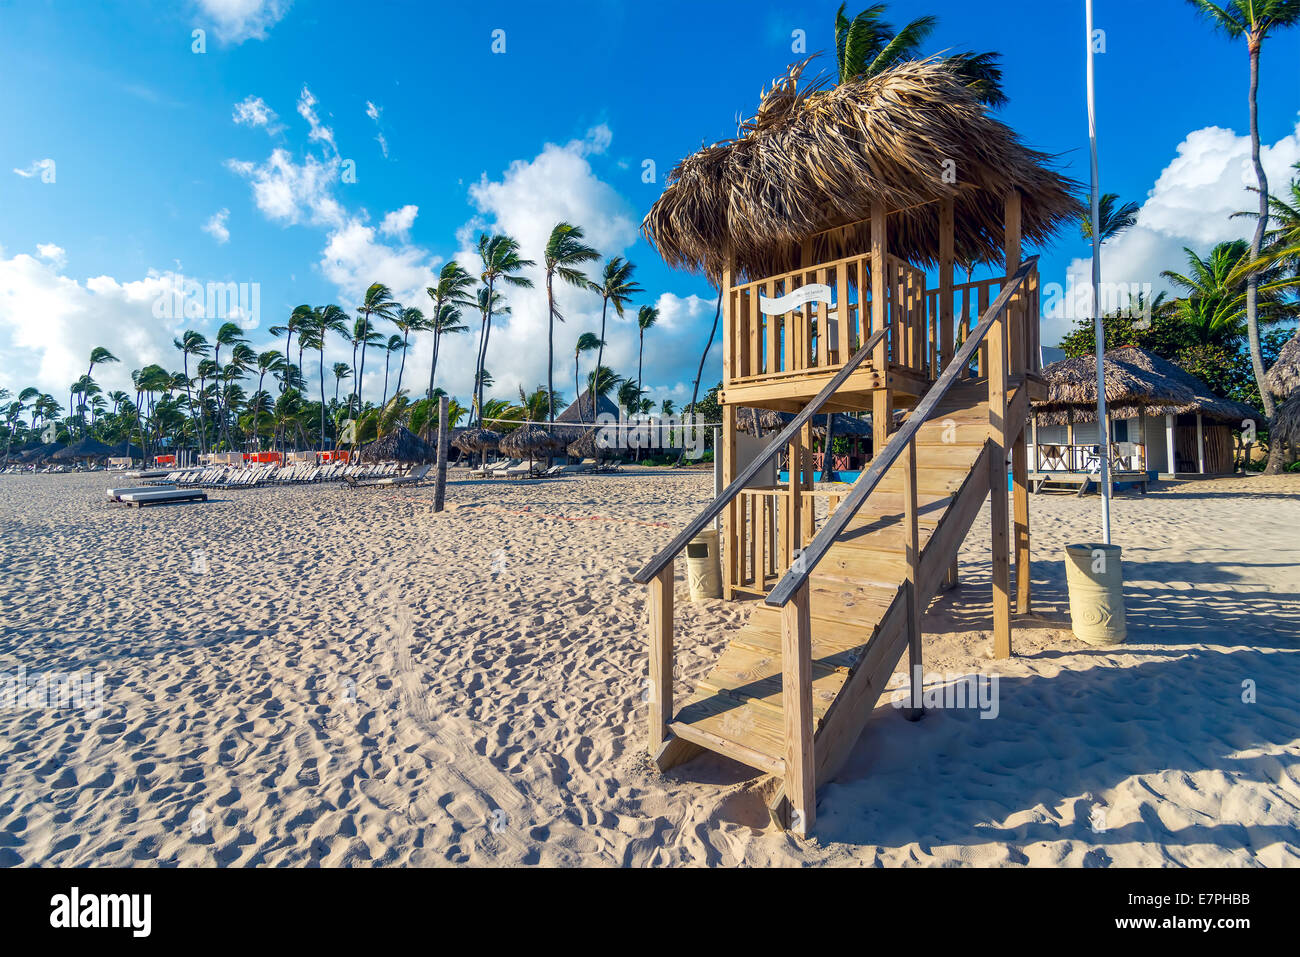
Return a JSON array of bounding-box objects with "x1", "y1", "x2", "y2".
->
[
  {"x1": 1273, "y1": 391, "x2": 1300, "y2": 446},
  {"x1": 53, "y1": 437, "x2": 113, "y2": 462},
  {"x1": 359, "y1": 426, "x2": 428, "y2": 463},
  {"x1": 1031, "y1": 347, "x2": 1264, "y2": 477}
]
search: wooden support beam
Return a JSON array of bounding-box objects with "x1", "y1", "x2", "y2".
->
[
  {"x1": 871, "y1": 201, "x2": 891, "y2": 457},
  {"x1": 782, "y1": 583, "x2": 816, "y2": 837},
  {"x1": 1196, "y1": 413, "x2": 1205, "y2": 475},
  {"x1": 939, "y1": 197, "x2": 955, "y2": 371},
  {"x1": 801, "y1": 419, "x2": 815, "y2": 544},
  {"x1": 722, "y1": 404, "x2": 738, "y2": 599},
  {"x1": 988, "y1": 315, "x2": 1012, "y2": 660},
  {"x1": 787, "y1": 426, "x2": 802, "y2": 563},
  {"x1": 648, "y1": 566, "x2": 674, "y2": 754},
  {"x1": 1004, "y1": 190, "x2": 1023, "y2": 375},
  {"x1": 1012, "y1": 433, "x2": 1030, "y2": 615},
  {"x1": 902, "y1": 436, "x2": 922, "y2": 721}
]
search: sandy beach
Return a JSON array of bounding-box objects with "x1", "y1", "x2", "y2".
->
[{"x1": 0, "y1": 469, "x2": 1296, "y2": 866}]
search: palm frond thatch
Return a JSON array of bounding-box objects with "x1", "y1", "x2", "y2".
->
[
  {"x1": 452, "y1": 428, "x2": 501, "y2": 453},
  {"x1": 643, "y1": 58, "x2": 1081, "y2": 284},
  {"x1": 1273, "y1": 391, "x2": 1300, "y2": 446},
  {"x1": 1266, "y1": 333, "x2": 1300, "y2": 398},
  {"x1": 1107, "y1": 346, "x2": 1264, "y2": 427},
  {"x1": 358, "y1": 426, "x2": 429, "y2": 463},
  {"x1": 52, "y1": 436, "x2": 114, "y2": 461},
  {"x1": 499, "y1": 425, "x2": 564, "y2": 456},
  {"x1": 1033, "y1": 353, "x2": 1188, "y2": 426},
  {"x1": 565, "y1": 427, "x2": 614, "y2": 460}
]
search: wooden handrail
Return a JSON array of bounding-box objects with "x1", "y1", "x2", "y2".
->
[
  {"x1": 764, "y1": 255, "x2": 1039, "y2": 608},
  {"x1": 632, "y1": 325, "x2": 888, "y2": 586}
]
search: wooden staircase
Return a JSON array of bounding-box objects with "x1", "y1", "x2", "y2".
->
[{"x1": 659, "y1": 379, "x2": 1026, "y2": 822}]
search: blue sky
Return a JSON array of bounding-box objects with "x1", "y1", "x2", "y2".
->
[{"x1": 2, "y1": 0, "x2": 1298, "y2": 409}]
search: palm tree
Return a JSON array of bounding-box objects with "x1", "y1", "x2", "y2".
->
[
  {"x1": 586, "y1": 366, "x2": 623, "y2": 422},
  {"x1": 391, "y1": 306, "x2": 424, "y2": 399},
  {"x1": 425, "y1": 262, "x2": 477, "y2": 400},
  {"x1": 573, "y1": 332, "x2": 603, "y2": 424},
  {"x1": 833, "y1": 3, "x2": 1007, "y2": 107},
  {"x1": 1081, "y1": 193, "x2": 1141, "y2": 243},
  {"x1": 269, "y1": 304, "x2": 312, "y2": 395},
  {"x1": 250, "y1": 350, "x2": 286, "y2": 449},
  {"x1": 332, "y1": 362, "x2": 352, "y2": 405},
  {"x1": 349, "y1": 317, "x2": 384, "y2": 414},
  {"x1": 173, "y1": 331, "x2": 209, "y2": 453},
  {"x1": 380, "y1": 334, "x2": 405, "y2": 409},
  {"x1": 1187, "y1": 0, "x2": 1300, "y2": 472},
  {"x1": 78, "y1": 347, "x2": 118, "y2": 435},
  {"x1": 302, "y1": 305, "x2": 348, "y2": 448},
  {"x1": 1161, "y1": 240, "x2": 1297, "y2": 345},
  {"x1": 1237, "y1": 161, "x2": 1300, "y2": 279},
  {"x1": 543, "y1": 223, "x2": 600, "y2": 422},
  {"x1": 474, "y1": 234, "x2": 535, "y2": 424},
  {"x1": 617, "y1": 378, "x2": 643, "y2": 416},
  {"x1": 471, "y1": 286, "x2": 511, "y2": 425},
  {"x1": 211, "y1": 322, "x2": 248, "y2": 450},
  {"x1": 590, "y1": 257, "x2": 642, "y2": 421},
  {"x1": 354, "y1": 283, "x2": 399, "y2": 409},
  {"x1": 634, "y1": 305, "x2": 659, "y2": 411}
]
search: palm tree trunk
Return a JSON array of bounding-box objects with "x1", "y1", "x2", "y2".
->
[
  {"x1": 357, "y1": 310, "x2": 372, "y2": 411},
  {"x1": 678, "y1": 286, "x2": 723, "y2": 466},
  {"x1": 574, "y1": 353, "x2": 582, "y2": 427},
  {"x1": 547, "y1": 279, "x2": 557, "y2": 423},
  {"x1": 635, "y1": 328, "x2": 645, "y2": 462},
  {"x1": 428, "y1": 330, "x2": 442, "y2": 406},
  {"x1": 593, "y1": 297, "x2": 610, "y2": 420},
  {"x1": 1245, "y1": 40, "x2": 1281, "y2": 473},
  {"x1": 382, "y1": 352, "x2": 391, "y2": 410},
  {"x1": 318, "y1": 349, "x2": 327, "y2": 451}
]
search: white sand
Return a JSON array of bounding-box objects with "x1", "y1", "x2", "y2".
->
[{"x1": 0, "y1": 469, "x2": 1297, "y2": 866}]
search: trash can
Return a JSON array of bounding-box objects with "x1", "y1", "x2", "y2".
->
[
  {"x1": 1064, "y1": 543, "x2": 1127, "y2": 645},
  {"x1": 685, "y1": 529, "x2": 722, "y2": 601}
]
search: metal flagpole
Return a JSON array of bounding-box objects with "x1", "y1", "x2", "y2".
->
[{"x1": 1086, "y1": 0, "x2": 1112, "y2": 545}]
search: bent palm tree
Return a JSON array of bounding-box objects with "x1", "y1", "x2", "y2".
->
[
  {"x1": 474, "y1": 234, "x2": 535, "y2": 425},
  {"x1": 1081, "y1": 193, "x2": 1141, "y2": 243},
  {"x1": 354, "y1": 283, "x2": 399, "y2": 410},
  {"x1": 392, "y1": 306, "x2": 424, "y2": 399},
  {"x1": 590, "y1": 257, "x2": 642, "y2": 420},
  {"x1": 573, "y1": 332, "x2": 603, "y2": 425},
  {"x1": 425, "y1": 261, "x2": 477, "y2": 400}
]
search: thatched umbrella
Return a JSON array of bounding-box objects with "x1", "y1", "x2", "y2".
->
[
  {"x1": 359, "y1": 426, "x2": 429, "y2": 463},
  {"x1": 736, "y1": 407, "x2": 787, "y2": 436},
  {"x1": 107, "y1": 440, "x2": 143, "y2": 459},
  {"x1": 500, "y1": 425, "x2": 563, "y2": 466},
  {"x1": 566, "y1": 427, "x2": 614, "y2": 461},
  {"x1": 1266, "y1": 333, "x2": 1300, "y2": 399},
  {"x1": 642, "y1": 58, "x2": 1080, "y2": 285},
  {"x1": 19, "y1": 442, "x2": 60, "y2": 463},
  {"x1": 453, "y1": 428, "x2": 501, "y2": 454},
  {"x1": 52, "y1": 436, "x2": 113, "y2": 463}
]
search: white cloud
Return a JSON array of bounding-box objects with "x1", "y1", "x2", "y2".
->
[
  {"x1": 13, "y1": 159, "x2": 53, "y2": 179},
  {"x1": 1044, "y1": 114, "x2": 1300, "y2": 347},
  {"x1": 36, "y1": 244, "x2": 66, "y2": 267},
  {"x1": 296, "y1": 85, "x2": 336, "y2": 154},
  {"x1": 379, "y1": 205, "x2": 418, "y2": 238},
  {"x1": 233, "y1": 95, "x2": 281, "y2": 133},
  {"x1": 226, "y1": 148, "x2": 344, "y2": 228},
  {"x1": 203, "y1": 208, "x2": 231, "y2": 244},
  {"x1": 365, "y1": 101, "x2": 381, "y2": 122},
  {"x1": 195, "y1": 0, "x2": 290, "y2": 44},
  {"x1": 319, "y1": 218, "x2": 443, "y2": 307}
]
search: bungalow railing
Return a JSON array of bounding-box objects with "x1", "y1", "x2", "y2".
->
[{"x1": 728, "y1": 252, "x2": 1041, "y2": 390}]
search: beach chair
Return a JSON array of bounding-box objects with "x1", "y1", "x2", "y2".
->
[
  {"x1": 107, "y1": 484, "x2": 176, "y2": 501},
  {"x1": 116, "y1": 488, "x2": 208, "y2": 507}
]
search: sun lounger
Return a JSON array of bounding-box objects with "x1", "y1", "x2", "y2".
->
[
  {"x1": 116, "y1": 488, "x2": 208, "y2": 507},
  {"x1": 345, "y1": 462, "x2": 432, "y2": 488},
  {"x1": 107, "y1": 484, "x2": 176, "y2": 501}
]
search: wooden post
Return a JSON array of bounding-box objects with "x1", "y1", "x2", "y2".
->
[
  {"x1": 782, "y1": 583, "x2": 815, "y2": 837},
  {"x1": 648, "y1": 566, "x2": 674, "y2": 754},
  {"x1": 722, "y1": 404, "x2": 738, "y2": 598},
  {"x1": 801, "y1": 419, "x2": 814, "y2": 544},
  {"x1": 988, "y1": 313, "x2": 1012, "y2": 660},
  {"x1": 1004, "y1": 190, "x2": 1023, "y2": 375},
  {"x1": 788, "y1": 425, "x2": 803, "y2": 562},
  {"x1": 1196, "y1": 413, "x2": 1205, "y2": 475},
  {"x1": 871, "y1": 201, "x2": 892, "y2": 458},
  {"x1": 902, "y1": 436, "x2": 923, "y2": 720},
  {"x1": 1012, "y1": 434, "x2": 1030, "y2": 614},
  {"x1": 434, "y1": 395, "x2": 449, "y2": 512},
  {"x1": 1165, "y1": 412, "x2": 1176, "y2": 476},
  {"x1": 939, "y1": 198, "x2": 955, "y2": 370}
]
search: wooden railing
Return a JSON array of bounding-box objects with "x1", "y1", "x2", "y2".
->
[
  {"x1": 729, "y1": 253, "x2": 1041, "y2": 390},
  {"x1": 727, "y1": 252, "x2": 928, "y2": 387},
  {"x1": 634, "y1": 325, "x2": 888, "y2": 757},
  {"x1": 731, "y1": 487, "x2": 852, "y2": 596},
  {"x1": 762, "y1": 255, "x2": 1039, "y2": 834}
]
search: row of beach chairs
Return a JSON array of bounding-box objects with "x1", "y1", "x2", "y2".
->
[
  {"x1": 469, "y1": 458, "x2": 624, "y2": 480},
  {"x1": 145, "y1": 462, "x2": 408, "y2": 490}
]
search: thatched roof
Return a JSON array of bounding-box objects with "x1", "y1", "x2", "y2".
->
[
  {"x1": 500, "y1": 425, "x2": 563, "y2": 456},
  {"x1": 1034, "y1": 348, "x2": 1265, "y2": 427},
  {"x1": 107, "y1": 440, "x2": 143, "y2": 458},
  {"x1": 453, "y1": 428, "x2": 501, "y2": 453},
  {"x1": 1266, "y1": 334, "x2": 1300, "y2": 398},
  {"x1": 566, "y1": 427, "x2": 614, "y2": 459},
  {"x1": 18, "y1": 442, "x2": 60, "y2": 462},
  {"x1": 1273, "y1": 391, "x2": 1300, "y2": 445},
  {"x1": 359, "y1": 426, "x2": 429, "y2": 463},
  {"x1": 1033, "y1": 352, "x2": 1184, "y2": 425},
  {"x1": 1107, "y1": 346, "x2": 1264, "y2": 426},
  {"x1": 52, "y1": 436, "x2": 113, "y2": 460},
  {"x1": 643, "y1": 58, "x2": 1080, "y2": 284},
  {"x1": 556, "y1": 390, "x2": 619, "y2": 425}
]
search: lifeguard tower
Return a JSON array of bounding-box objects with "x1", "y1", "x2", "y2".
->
[{"x1": 633, "y1": 60, "x2": 1078, "y2": 835}]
